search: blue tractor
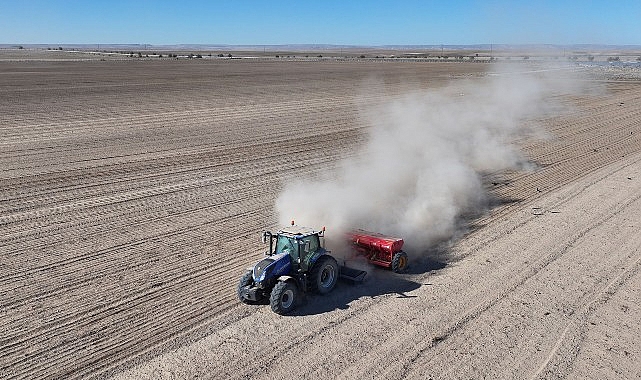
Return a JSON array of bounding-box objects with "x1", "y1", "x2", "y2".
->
[{"x1": 237, "y1": 224, "x2": 366, "y2": 314}]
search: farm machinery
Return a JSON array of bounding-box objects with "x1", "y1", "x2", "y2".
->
[
  {"x1": 347, "y1": 229, "x2": 408, "y2": 273},
  {"x1": 237, "y1": 223, "x2": 409, "y2": 314}
]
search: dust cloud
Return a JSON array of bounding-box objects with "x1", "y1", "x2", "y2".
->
[{"x1": 276, "y1": 62, "x2": 583, "y2": 251}]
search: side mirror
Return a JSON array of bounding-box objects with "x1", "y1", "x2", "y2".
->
[{"x1": 262, "y1": 231, "x2": 272, "y2": 244}]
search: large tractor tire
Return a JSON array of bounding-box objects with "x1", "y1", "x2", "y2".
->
[
  {"x1": 237, "y1": 271, "x2": 257, "y2": 304},
  {"x1": 391, "y1": 251, "x2": 409, "y2": 273},
  {"x1": 270, "y1": 280, "x2": 298, "y2": 314},
  {"x1": 311, "y1": 255, "x2": 339, "y2": 294}
]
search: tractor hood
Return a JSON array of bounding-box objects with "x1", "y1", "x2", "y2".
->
[{"x1": 252, "y1": 252, "x2": 291, "y2": 283}]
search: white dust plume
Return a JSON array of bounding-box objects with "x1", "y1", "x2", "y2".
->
[{"x1": 276, "y1": 63, "x2": 583, "y2": 251}]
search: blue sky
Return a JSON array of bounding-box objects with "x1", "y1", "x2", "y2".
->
[{"x1": 1, "y1": 1, "x2": 639, "y2": 45}]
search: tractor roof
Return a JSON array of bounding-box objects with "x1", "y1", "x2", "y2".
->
[{"x1": 278, "y1": 225, "x2": 320, "y2": 237}]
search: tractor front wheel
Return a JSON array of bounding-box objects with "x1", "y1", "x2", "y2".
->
[
  {"x1": 237, "y1": 271, "x2": 258, "y2": 304},
  {"x1": 391, "y1": 251, "x2": 409, "y2": 273},
  {"x1": 270, "y1": 280, "x2": 298, "y2": 314},
  {"x1": 311, "y1": 255, "x2": 339, "y2": 294}
]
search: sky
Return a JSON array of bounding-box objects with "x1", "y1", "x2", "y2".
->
[{"x1": 1, "y1": 0, "x2": 639, "y2": 46}]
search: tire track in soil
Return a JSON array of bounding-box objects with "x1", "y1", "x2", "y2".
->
[
  {"x1": 531, "y1": 250, "x2": 641, "y2": 380},
  {"x1": 254, "y1": 139, "x2": 641, "y2": 380},
  {"x1": 105, "y1": 75, "x2": 641, "y2": 379},
  {"x1": 2, "y1": 60, "x2": 639, "y2": 379},
  {"x1": 394, "y1": 160, "x2": 641, "y2": 379},
  {"x1": 110, "y1": 152, "x2": 641, "y2": 380},
  {"x1": 5, "y1": 58, "x2": 444, "y2": 380},
  {"x1": 477, "y1": 80, "x2": 641, "y2": 226}
]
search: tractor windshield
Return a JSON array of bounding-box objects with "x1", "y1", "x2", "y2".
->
[{"x1": 275, "y1": 235, "x2": 297, "y2": 256}]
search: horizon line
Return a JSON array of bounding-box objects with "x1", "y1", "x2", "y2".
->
[{"x1": 3, "y1": 43, "x2": 641, "y2": 49}]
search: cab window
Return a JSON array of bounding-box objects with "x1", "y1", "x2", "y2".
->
[
  {"x1": 302, "y1": 235, "x2": 320, "y2": 254},
  {"x1": 275, "y1": 235, "x2": 296, "y2": 255}
]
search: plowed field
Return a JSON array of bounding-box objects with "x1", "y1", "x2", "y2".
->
[{"x1": 1, "y1": 56, "x2": 640, "y2": 379}]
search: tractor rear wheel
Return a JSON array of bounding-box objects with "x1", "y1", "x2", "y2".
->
[
  {"x1": 391, "y1": 251, "x2": 408, "y2": 273},
  {"x1": 237, "y1": 271, "x2": 257, "y2": 304},
  {"x1": 311, "y1": 255, "x2": 339, "y2": 294},
  {"x1": 270, "y1": 280, "x2": 298, "y2": 314}
]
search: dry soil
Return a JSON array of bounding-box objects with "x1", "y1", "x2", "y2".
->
[{"x1": 1, "y1": 54, "x2": 640, "y2": 379}]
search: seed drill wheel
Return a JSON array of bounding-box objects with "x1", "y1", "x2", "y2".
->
[
  {"x1": 311, "y1": 255, "x2": 339, "y2": 294},
  {"x1": 270, "y1": 280, "x2": 298, "y2": 314},
  {"x1": 391, "y1": 251, "x2": 408, "y2": 273}
]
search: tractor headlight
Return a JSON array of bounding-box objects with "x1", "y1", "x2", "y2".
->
[{"x1": 253, "y1": 257, "x2": 275, "y2": 283}]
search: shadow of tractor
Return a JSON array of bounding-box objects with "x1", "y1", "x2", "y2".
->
[{"x1": 288, "y1": 256, "x2": 447, "y2": 316}]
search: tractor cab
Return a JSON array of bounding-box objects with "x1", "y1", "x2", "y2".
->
[{"x1": 264, "y1": 225, "x2": 325, "y2": 272}]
